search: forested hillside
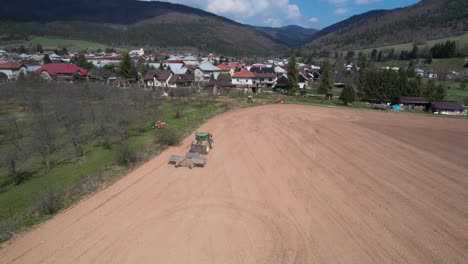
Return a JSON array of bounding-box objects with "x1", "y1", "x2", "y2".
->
[
  {"x1": 303, "y1": 0, "x2": 468, "y2": 52},
  {"x1": 253, "y1": 25, "x2": 318, "y2": 47},
  {"x1": 0, "y1": 0, "x2": 285, "y2": 56}
]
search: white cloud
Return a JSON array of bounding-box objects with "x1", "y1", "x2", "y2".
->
[
  {"x1": 308, "y1": 17, "x2": 319, "y2": 24},
  {"x1": 264, "y1": 18, "x2": 282, "y2": 27},
  {"x1": 287, "y1": 5, "x2": 301, "y2": 23},
  {"x1": 160, "y1": 0, "x2": 302, "y2": 27},
  {"x1": 334, "y1": 7, "x2": 350, "y2": 15},
  {"x1": 327, "y1": 0, "x2": 348, "y2": 6},
  {"x1": 355, "y1": 0, "x2": 382, "y2": 4}
]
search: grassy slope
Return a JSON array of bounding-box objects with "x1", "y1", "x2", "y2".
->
[
  {"x1": 354, "y1": 33, "x2": 468, "y2": 56},
  {"x1": 1, "y1": 37, "x2": 126, "y2": 52}
]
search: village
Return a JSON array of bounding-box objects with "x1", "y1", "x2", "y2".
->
[{"x1": 0, "y1": 47, "x2": 466, "y2": 116}]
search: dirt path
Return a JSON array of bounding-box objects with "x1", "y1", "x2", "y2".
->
[{"x1": 1, "y1": 105, "x2": 468, "y2": 264}]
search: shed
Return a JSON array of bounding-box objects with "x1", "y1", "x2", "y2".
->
[
  {"x1": 430, "y1": 101, "x2": 466, "y2": 115},
  {"x1": 398, "y1": 97, "x2": 430, "y2": 111}
]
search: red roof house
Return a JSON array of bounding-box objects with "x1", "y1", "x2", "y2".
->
[
  {"x1": 34, "y1": 63, "x2": 89, "y2": 81},
  {"x1": 232, "y1": 69, "x2": 256, "y2": 87},
  {"x1": 232, "y1": 69, "x2": 255, "y2": 79}
]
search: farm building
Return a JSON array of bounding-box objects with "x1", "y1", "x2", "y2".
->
[
  {"x1": 206, "y1": 80, "x2": 235, "y2": 95},
  {"x1": 430, "y1": 101, "x2": 466, "y2": 115},
  {"x1": 398, "y1": 97, "x2": 430, "y2": 111}
]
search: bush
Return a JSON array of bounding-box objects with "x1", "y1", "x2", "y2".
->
[
  {"x1": 156, "y1": 127, "x2": 181, "y2": 147},
  {"x1": 339, "y1": 86, "x2": 356, "y2": 105},
  {"x1": 116, "y1": 142, "x2": 138, "y2": 166},
  {"x1": 38, "y1": 189, "x2": 63, "y2": 215}
]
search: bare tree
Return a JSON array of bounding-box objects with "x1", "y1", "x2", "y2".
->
[
  {"x1": 55, "y1": 96, "x2": 85, "y2": 157},
  {"x1": 32, "y1": 111, "x2": 57, "y2": 171}
]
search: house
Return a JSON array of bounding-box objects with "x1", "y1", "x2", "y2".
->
[
  {"x1": 144, "y1": 69, "x2": 173, "y2": 87},
  {"x1": 0, "y1": 61, "x2": 27, "y2": 81},
  {"x1": 205, "y1": 79, "x2": 235, "y2": 95},
  {"x1": 232, "y1": 69, "x2": 255, "y2": 86},
  {"x1": 274, "y1": 66, "x2": 286, "y2": 74},
  {"x1": 165, "y1": 63, "x2": 188, "y2": 75},
  {"x1": 298, "y1": 73, "x2": 309, "y2": 89},
  {"x1": 31, "y1": 54, "x2": 45, "y2": 63},
  {"x1": 167, "y1": 74, "x2": 194, "y2": 88},
  {"x1": 398, "y1": 97, "x2": 430, "y2": 111},
  {"x1": 194, "y1": 61, "x2": 221, "y2": 82},
  {"x1": 18, "y1": 53, "x2": 31, "y2": 61},
  {"x1": 49, "y1": 53, "x2": 62, "y2": 62},
  {"x1": 274, "y1": 74, "x2": 288, "y2": 92},
  {"x1": 86, "y1": 55, "x2": 121, "y2": 68},
  {"x1": 129, "y1": 48, "x2": 144, "y2": 56},
  {"x1": 216, "y1": 63, "x2": 235, "y2": 76},
  {"x1": 182, "y1": 55, "x2": 199, "y2": 66},
  {"x1": 34, "y1": 63, "x2": 88, "y2": 81},
  {"x1": 253, "y1": 72, "x2": 277, "y2": 89},
  {"x1": 430, "y1": 101, "x2": 466, "y2": 115},
  {"x1": 228, "y1": 61, "x2": 244, "y2": 71},
  {"x1": 25, "y1": 64, "x2": 41, "y2": 73},
  {"x1": 304, "y1": 70, "x2": 321, "y2": 82},
  {"x1": 250, "y1": 66, "x2": 275, "y2": 74}
]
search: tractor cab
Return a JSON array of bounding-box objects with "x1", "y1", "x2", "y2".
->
[{"x1": 191, "y1": 132, "x2": 214, "y2": 154}]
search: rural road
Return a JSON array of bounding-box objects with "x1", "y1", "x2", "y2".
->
[{"x1": 1, "y1": 105, "x2": 468, "y2": 263}]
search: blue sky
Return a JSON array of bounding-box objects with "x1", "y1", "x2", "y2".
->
[{"x1": 158, "y1": 0, "x2": 420, "y2": 29}]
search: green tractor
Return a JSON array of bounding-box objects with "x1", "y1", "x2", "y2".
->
[{"x1": 190, "y1": 132, "x2": 214, "y2": 154}]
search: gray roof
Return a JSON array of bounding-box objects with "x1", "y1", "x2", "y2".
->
[
  {"x1": 198, "y1": 61, "x2": 220, "y2": 72},
  {"x1": 431, "y1": 101, "x2": 464, "y2": 111},
  {"x1": 166, "y1": 63, "x2": 188, "y2": 75},
  {"x1": 183, "y1": 55, "x2": 198, "y2": 61}
]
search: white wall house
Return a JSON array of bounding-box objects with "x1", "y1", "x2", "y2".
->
[
  {"x1": 232, "y1": 70, "x2": 255, "y2": 86},
  {"x1": 0, "y1": 61, "x2": 27, "y2": 81}
]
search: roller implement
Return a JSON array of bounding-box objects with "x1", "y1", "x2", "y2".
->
[
  {"x1": 168, "y1": 152, "x2": 206, "y2": 169},
  {"x1": 168, "y1": 132, "x2": 214, "y2": 169}
]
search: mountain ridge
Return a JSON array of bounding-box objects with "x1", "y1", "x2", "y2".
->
[
  {"x1": 303, "y1": 0, "x2": 468, "y2": 51},
  {"x1": 251, "y1": 25, "x2": 318, "y2": 47},
  {"x1": 0, "y1": 0, "x2": 286, "y2": 56}
]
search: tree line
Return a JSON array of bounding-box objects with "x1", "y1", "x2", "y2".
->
[{"x1": 357, "y1": 68, "x2": 445, "y2": 102}]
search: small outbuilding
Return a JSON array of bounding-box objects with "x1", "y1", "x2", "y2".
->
[
  {"x1": 206, "y1": 80, "x2": 235, "y2": 94},
  {"x1": 398, "y1": 97, "x2": 430, "y2": 111},
  {"x1": 430, "y1": 101, "x2": 466, "y2": 115}
]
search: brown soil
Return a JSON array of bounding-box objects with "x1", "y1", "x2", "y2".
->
[{"x1": 1, "y1": 105, "x2": 468, "y2": 264}]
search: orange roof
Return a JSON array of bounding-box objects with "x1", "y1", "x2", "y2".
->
[
  {"x1": 0, "y1": 61, "x2": 22, "y2": 69},
  {"x1": 233, "y1": 69, "x2": 255, "y2": 78}
]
